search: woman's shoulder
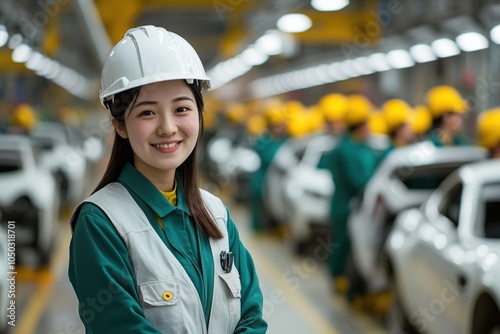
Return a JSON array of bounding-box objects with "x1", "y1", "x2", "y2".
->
[
  {"x1": 71, "y1": 201, "x2": 112, "y2": 231},
  {"x1": 78, "y1": 201, "x2": 108, "y2": 217}
]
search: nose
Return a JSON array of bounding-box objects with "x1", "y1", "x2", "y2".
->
[{"x1": 156, "y1": 113, "x2": 178, "y2": 136}]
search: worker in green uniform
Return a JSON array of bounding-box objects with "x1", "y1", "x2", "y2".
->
[
  {"x1": 68, "y1": 25, "x2": 267, "y2": 333},
  {"x1": 379, "y1": 99, "x2": 416, "y2": 160},
  {"x1": 329, "y1": 94, "x2": 379, "y2": 298},
  {"x1": 426, "y1": 85, "x2": 470, "y2": 146},
  {"x1": 317, "y1": 93, "x2": 348, "y2": 170},
  {"x1": 249, "y1": 99, "x2": 288, "y2": 231}
]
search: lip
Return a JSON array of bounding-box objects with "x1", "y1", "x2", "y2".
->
[{"x1": 151, "y1": 141, "x2": 181, "y2": 153}]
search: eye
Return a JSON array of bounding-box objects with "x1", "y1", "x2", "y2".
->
[
  {"x1": 139, "y1": 110, "x2": 155, "y2": 116},
  {"x1": 176, "y1": 106, "x2": 191, "y2": 113}
]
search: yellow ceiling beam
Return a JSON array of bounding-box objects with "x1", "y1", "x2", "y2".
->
[
  {"x1": 96, "y1": 0, "x2": 143, "y2": 43},
  {"x1": 293, "y1": 11, "x2": 380, "y2": 45},
  {"x1": 42, "y1": 17, "x2": 60, "y2": 57},
  {"x1": 0, "y1": 51, "x2": 30, "y2": 72},
  {"x1": 218, "y1": 1, "x2": 262, "y2": 58}
]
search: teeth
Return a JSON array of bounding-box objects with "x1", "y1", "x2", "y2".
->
[{"x1": 154, "y1": 142, "x2": 177, "y2": 149}]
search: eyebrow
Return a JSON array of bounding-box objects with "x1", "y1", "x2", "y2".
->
[{"x1": 133, "y1": 96, "x2": 195, "y2": 109}]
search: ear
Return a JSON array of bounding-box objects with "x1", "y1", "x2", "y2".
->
[{"x1": 112, "y1": 118, "x2": 128, "y2": 139}]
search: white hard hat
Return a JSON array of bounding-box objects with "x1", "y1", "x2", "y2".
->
[{"x1": 99, "y1": 25, "x2": 211, "y2": 106}]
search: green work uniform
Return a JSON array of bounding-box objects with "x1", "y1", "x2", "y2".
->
[
  {"x1": 429, "y1": 131, "x2": 470, "y2": 146},
  {"x1": 69, "y1": 163, "x2": 267, "y2": 333},
  {"x1": 250, "y1": 134, "x2": 286, "y2": 231},
  {"x1": 329, "y1": 135, "x2": 378, "y2": 279}
]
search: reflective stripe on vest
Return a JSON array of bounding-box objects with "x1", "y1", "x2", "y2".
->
[{"x1": 70, "y1": 183, "x2": 241, "y2": 333}]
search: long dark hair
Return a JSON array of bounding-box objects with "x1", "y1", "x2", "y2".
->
[{"x1": 94, "y1": 81, "x2": 223, "y2": 239}]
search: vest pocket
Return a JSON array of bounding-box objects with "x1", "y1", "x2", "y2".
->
[
  {"x1": 218, "y1": 269, "x2": 242, "y2": 331},
  {"x1": 219, "y1": 270, "x2": 241, "y2": 298},
  {"x1": 139, "y1": 279, "x2": 181, "y2": 331}
]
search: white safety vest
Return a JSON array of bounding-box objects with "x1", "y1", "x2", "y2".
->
[{"x1": 71, "y1": 182, "x2": 242, "y2": 333}]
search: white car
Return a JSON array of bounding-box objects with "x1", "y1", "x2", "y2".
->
[
  {"x1": 349, "y1": 142, "x2": 487, "y2": 292},
  {"x1": 206, "y1": 133, "x2": 261, "y2": 203},
  {"x1": 263, "y1": 134, "x2": 336, "y2": 250},
  {"x1": 31, "y1": 122, "x2": 86, "y2": 207},
  {"x1": 386, "y1": 159, "x2": 500, "y2": 334},
  {"x1": 0, "y1": 135, "x2": 59, "y2": 265}
]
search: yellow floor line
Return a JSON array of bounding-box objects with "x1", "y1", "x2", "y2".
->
[
  {"x1": 330, "y1": 292, "x2": 388, "y2": 334},
  {"x1": 14, "y1": 227, "x2": 72, "y2": 334},
  {"x1": 246, "y1": 238, "x2": 339, "y2": 334}
]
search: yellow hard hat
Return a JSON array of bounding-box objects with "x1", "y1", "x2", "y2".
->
[
  {"x1": 477, "y1": 108, "x2": 500, "y2": 149},
  {"x1": 11, "y1": 103, "x2": 37, "y2": 131},
  {"x1": 287, "y1": 112, "x2": 309, "y2": 137},
  {"x1": 426, "y1": 85, "x2": 468, "y2": 119},
  {"x1": 369, "y1": 111, "x2": 388, "y2": 135},
  {"x1": 382, "y1": 99, "x2": 412, "y2": 133},
  {"x1": 319, "y1": 93, "x2": 347, "y2": 122},
  {"x1": 285, "y1": 100, "x2": 304, "y2": 117},
  {"x1": 410, "y1": 105, "x2": 433, "y2": 135},
  {"x1": 344, "y1": 94, "x2": 372, "y2": 127},
  {"x1": 308, "y1": 105, "x2": 324, "y2": 133},
  {"x1": 265, "y1": 99, "x2": 288, "y2": 126},
  {"x1": 247, "y1": 114, "x2": 267, "y2": 136}
]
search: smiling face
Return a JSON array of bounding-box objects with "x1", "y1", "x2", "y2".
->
[{"x1": 113, "y1": 80, "x2": 200, "y2": 189}]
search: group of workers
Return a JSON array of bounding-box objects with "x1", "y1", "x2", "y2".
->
[{"x1": 214, "y1": 84, "x2": 500, "y2": 311}]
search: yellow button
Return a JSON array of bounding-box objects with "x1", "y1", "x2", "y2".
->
[{"x1": 163, "y1": 291, "x2": 173, "y2": 301}]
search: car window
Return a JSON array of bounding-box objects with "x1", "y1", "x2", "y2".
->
[
  {"x1": 438, "y1": 182, "x2": 463, "y2": 229},
  {"x1": 31, "y1": 136, "x2": 55, "y2": 152},
  {"x1": 392, "y1": 162, "x2": 476, "y2": 190},
  {"x1": 0, "y1": 149, "x2": 22, "y2": 172},
  {"x1": 478, "y1": 183, "x2": 500, "y2": 239}
]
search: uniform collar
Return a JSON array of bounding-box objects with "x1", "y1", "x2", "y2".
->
[{"x1": 118, "y1": 163, "x2": 192, "y2": 217}]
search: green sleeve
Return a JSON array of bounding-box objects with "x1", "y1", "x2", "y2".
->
[
  {"x1": 342, "y1": 146, "x2": 376, "y2": 192},
  {"x1": 68, "y1": 203, "x2": 161, "y2": 334},
  {"x1": 227, "y1": 210, "x2": 268, "y2": 333}
]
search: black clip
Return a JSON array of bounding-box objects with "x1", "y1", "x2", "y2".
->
[{"x1": 220, "y1": 251, "x2": 233, "y2": 273}]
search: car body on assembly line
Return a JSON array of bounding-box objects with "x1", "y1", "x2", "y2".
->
[
  {"x1": 264, "y1": 134, "x2": 336, "y2": 249},
  {"x1": 30, "y1": 122, "x2": 86, "y2": 207},
  {"x1": 0, "y1": 135, "x2": 59, "y2": 265},
  {"x1": 349, "y1": 142, "x2": 487, "y2": 292},
  {"x1": 386, "y1": 159, "x2": 500, "y2": 334}
]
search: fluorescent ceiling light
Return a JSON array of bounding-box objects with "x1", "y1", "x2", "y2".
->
[
  {"x1": 0, "y1": 25, "x2": 8, "y2": 48},
  {"x1": 8, "y1": 33, "x2": 22, "y2": 49},
  {"x1": 25, "y1": 52, "x2": 44, "y2": 70},
  {"x1": 367, "y1": 52, "x2": 391, "y2": 71},
  {"x1": 277, "y1": 13, "x2": 312, "y2": 33},
  {"x1": 311, "y1": 0, "x2": 349, "y2": 11},
  {"x1": 490, "y1": 24, "x2": 500, "y2": 44},
  {"x1": 386, "y1": 49, "x2": 415, "y2": 69},
  {"x1": 240, "y1": 46, "x2": 268, "y2": 66},
  {"x1": 256, "y1": 30, "x2": 283, "y2": 56},
  {"x1": 351, "y1": 57, "x2": 374, "y2": 75},
  {"x1": 12, "y1": 43, "x2": 32, "y2": 63},
  {"x1": 327, "y1": 62, "x2": 348, "y2": 80},
  {"x1": 312, "y1": 64, "x2": 332, "y2": 84},
  {"x1": 410, "y1": 44, "x2": 437, "y2": 63},
  {"x1": 431, "y1": 38, "x2": 460, "y2": 58},
  {"x1": 455, "y1": 32, "x2": 489, "y2": 52},
  {"x1": 337, "y1": 60, "x2": 358, "y2": 78}
]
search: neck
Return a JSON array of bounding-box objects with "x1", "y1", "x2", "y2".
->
[{"x1": 134, "y1": 160, "x2": 176, "y2": 192}]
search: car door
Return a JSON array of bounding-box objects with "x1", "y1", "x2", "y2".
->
[{"x1": 409, "y1": 180, "x2": 466, "y2": 334}]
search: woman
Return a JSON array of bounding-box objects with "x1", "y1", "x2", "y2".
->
[{"x1": 68, "y1": 25, "x2": 267, "y2": 333}]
